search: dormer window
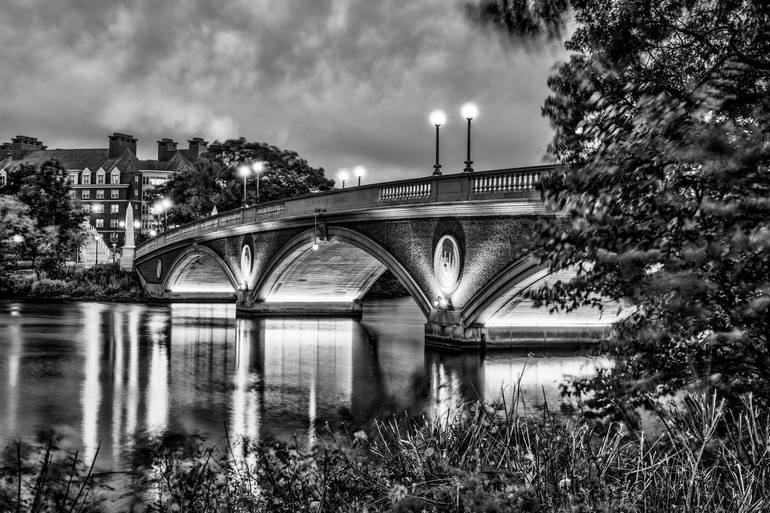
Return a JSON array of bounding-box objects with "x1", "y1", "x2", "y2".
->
[
  {"x1": 0, "y1": 169, "x2": 6, "y2": 186},
  {"x1": 110, "y1": 168, "x2": 120, "y2": 184},
  {"x1": 82, "y1": 169, "x2": 91, "y2": 185},
  {"x1": 96, "y1": 169, "x2": 105, "y2": 184}
]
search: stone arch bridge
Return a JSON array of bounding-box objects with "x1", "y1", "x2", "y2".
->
[{"x1": 134, "y1": 166, "x2": 610, "y2": 348}]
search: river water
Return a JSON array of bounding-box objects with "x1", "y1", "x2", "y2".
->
[{"x1": 0, "y1": 298, "x2": 609, "y2": 469}]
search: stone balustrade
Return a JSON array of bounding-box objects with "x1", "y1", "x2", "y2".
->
[{"x1": 136, "y1": 165, "x2": 556, "y2": 259}]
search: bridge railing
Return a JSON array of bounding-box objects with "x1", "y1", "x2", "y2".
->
[{"x1": 136, "y1": 165, "x2": 557, "y2": 259}]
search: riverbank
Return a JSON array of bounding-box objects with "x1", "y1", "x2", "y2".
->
[
  {"x1": 0, "y1": 265, "x2": 145, "y2": 302},
  {"x1": 3, "y1": 391, "x2": 768, "y2": 512}
]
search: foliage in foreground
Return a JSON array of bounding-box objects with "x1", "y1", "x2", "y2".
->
[
  {"x1": 4, "y1": 392, "x2": 769, "y2": 512},
  {"x1": 470, "y1": 0, "x2": 770, "y2": 410}
]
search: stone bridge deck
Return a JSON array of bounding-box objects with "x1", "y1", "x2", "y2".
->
[{"x1": 136, "y1": 165, "x2": 550, "y2": 260}]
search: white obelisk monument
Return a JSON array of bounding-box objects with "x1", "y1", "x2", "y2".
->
[{"x1": 120, "y1": 206, "x2": 136, "y2": 271}]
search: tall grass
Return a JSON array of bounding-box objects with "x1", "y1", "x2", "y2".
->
[{"x1": 3, "y1": 391, "x2": 768, "y2": 512}]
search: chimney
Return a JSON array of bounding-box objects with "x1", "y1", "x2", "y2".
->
[
  {"x1": 187, "y1": 137, "x2": 208, "y2": 160},
  {"x1": 108, "y1": 132, "x2": 137, "y2": 158},
  {"x1": 157, "y1": 138, "x2": 178, "y2": 161},
  {"x1": 10, "y1": 135, "x2": 46, "y2": 160}
]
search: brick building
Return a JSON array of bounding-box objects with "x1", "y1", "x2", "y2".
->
[{"x1": 0, "y1": 133, "x2": 204, "y2": 247}]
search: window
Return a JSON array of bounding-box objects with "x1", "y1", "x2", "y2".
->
[
  {"x1": 0, "y1": 170, "x2": 7, "y2": 186},
  {"x1": 134, "y1": 190, "x2": 138, "y2": 197},
  {"x1": 81, "y1": 169, "x2": 91, "y2": 184},
  {"x1": 143, "y1": 176, "x2": 150, "y2": 185},
  {"x1": 67, "y1": 174, "x2": 76, "y2": 185},
  {"x1": 68, "y1": 190, "x2": 75, "y2": 199},
  {"x1": 142, "y1": 205, "x2": 150, "y2": 214},
  {"x1": 110, "y1": 204, "x2": 119, "y2": 214},
  {"x1": 92, "y1": 203, "x2": 103, "y2": 214},
  {"x1": 134, "y1": 175, "x2": 139, "y2": 183},
  {"x1": 96, "y1": 169, "x2": 105, "y2": 184},
  {"x1": 110, "y1": 232, "x2": 119, "y2": 242},
  {"x1": 110, "y1": 169, "x2": 120, "y2": 184},
  {"x1": 82, "y1": 204, "x2": 91, "y2": 213},
  {"x1": 110, "y1": 218, "x2": 118, "y2": 228},
  {"x1": 81, "y1": 190, "x2": 90, "y2": 199},
  {"x1": 96, "y1": 189, "x2": 104, "y2": 199},
  {"x1": 95, "y1": 218, "x2": 104, "y2": 228},
  {"x1": 111, "y1": 189, "x2": 119, "y2": 199}
]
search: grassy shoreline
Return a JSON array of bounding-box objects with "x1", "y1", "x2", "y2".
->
[
  {"x1": 2, "y1": 392, "x2": 768, "y2": 512},
  {"x1": 0, "y1": 265, "x2": 145, "y2": 303}
]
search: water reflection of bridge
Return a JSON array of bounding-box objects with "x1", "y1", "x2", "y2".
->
[{"x1": 0, "y1": 301, "x2": 610, "y2": 466}]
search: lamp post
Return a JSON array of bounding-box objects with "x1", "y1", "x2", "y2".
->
[
  {"x1": 461, "y1": 102, "x2": 478, "y2": 173},
  {"x1": 337, "y1": 169, "x2": 349, "y2": 188},
  {"x1": 429, "y1": 110, "x2": 446, "y2": 175},
  {"x1": 11, "y1": 234, "x2": 23, "y2": 269},
  {"x1": 312, "y1": 208, "x2": 326, "y2": 251},
  {"x1": 154, "y1": 198, "x2": 172, "y2": 232},
  {"x1": 238, "y1": 164, "x2": 251, "y2": 207},
  {"x1": 353, "y1": 165, "x2": 366, "y2": 186},
  {"x1": 251, "y1": 161, "x2": 264, "y2": 204}
]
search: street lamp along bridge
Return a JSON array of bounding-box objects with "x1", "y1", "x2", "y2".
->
[{"x1": 131, "y1": 165, "x2": 617, "y2": 349}]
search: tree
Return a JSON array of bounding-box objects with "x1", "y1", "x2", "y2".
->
[
  {"x1": 0, "y1": 195, "x2": 37, "y2": 276},
  {"x1": 470, "y1": 1, "x2": 770, "y2": 411},
  {"x1": 161, "y1": 138, "x2": 334, "y2": 225},
  {"x1": 1, "y1": 160, "x2": 86, "y2": 277}
]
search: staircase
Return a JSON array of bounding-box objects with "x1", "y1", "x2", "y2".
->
[{"x1": 79, "y1": 223, "x2": 114, "y2": 267}]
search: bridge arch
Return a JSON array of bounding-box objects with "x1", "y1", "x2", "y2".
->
[
  {"x1": 462, "y1": 257, "x2": 549, "y2": 326},
  {"x1": 252, "y1": 226, "x2": 432, "y2": 317},
  {"x1": 163, "y1": 244, "x2": 239, "y2": 295}
]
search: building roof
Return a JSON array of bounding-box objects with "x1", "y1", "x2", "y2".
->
[
  {"x1": 138, "y1": 150, "x2": 193, "y2": 172},
  {"x1": 0, "y1": 147, "x2": 141, "y2": 173}
]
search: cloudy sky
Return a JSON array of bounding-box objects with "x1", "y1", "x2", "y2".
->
[{"x1": 0, "y1": 0, "x2": 566, "y2": 182}]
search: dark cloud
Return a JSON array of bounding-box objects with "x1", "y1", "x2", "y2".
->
[{"x1": 0, "y1": 0, "x2": 566, "y2": 180}]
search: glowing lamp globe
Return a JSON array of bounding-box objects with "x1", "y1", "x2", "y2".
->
[
  {"x1": 353, "y1": 165, "x2": 366, "y2": 178},
  {"x1": 429, "y1": 110, "x2": 446, "y2": 126},
  {"x1": 312, "y1": 243, "x2": 319, "y2": 251},
  {"x1": 161, "y1": 198, "x2": 172, "y2": 210},
  {"x1": 338, "y1": 169, "x2": 349, "y2": 182},
  {"x1": 251, "y1": 161, "x2": 264, "y2": 173},
  {"x1": 461, "y1": 102, "x2": 478, "y2": 120},
  {"x1": 237, "y1": 164, "x2": 251, "y2": 178}
]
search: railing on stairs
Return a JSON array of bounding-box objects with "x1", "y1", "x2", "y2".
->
[{"x1": 79, "y1": 223, "x2": 114, "y2": 267}]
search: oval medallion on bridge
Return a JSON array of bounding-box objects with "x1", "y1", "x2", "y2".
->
[
  {"x1": 240, "y1": 244, "x2": 253, "y2": 278},
  {"x1": 433, "y1": 235, "x2": 461, "y2": 292},
  {"x1": 155, "y1": 259, "x2": 162, "y2": 279}
]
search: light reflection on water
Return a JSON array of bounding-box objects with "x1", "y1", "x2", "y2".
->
[{"x1": 0, "y1": 299, "x2": 609, "y2": 469}]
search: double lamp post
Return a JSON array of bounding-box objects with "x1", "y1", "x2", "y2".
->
[{"x1": 430, "y1": 102, "x2": 478, "y2": 176}]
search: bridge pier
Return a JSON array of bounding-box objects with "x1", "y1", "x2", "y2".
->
[
  {"x1": 424, "y1": 310, "x2": 487, "y2": 350},
  {"x1": 237, "y1": 299, "x2": 364, "y2": 318}
]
